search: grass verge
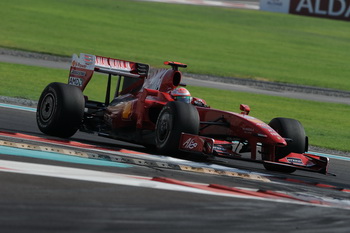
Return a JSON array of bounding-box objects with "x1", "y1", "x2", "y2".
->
[{"x1": 1, "y1": 0, "x2": 350, "y2": 90}]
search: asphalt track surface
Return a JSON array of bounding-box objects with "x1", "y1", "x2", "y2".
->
[{"x1": 1, "y1": 101, "x2": 350, "y2": 233}]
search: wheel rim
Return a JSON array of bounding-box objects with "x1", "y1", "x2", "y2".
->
[
  {"x1": 40, "y1": 93, "x2": 55, "y2": 122},
  {"x1": 157, "y1": 111, "x2": 172, "y2": 143}
]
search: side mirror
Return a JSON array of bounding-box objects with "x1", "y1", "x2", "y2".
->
[{"x1": 240, "y1": 104, "x2": 250, "y2": 115}]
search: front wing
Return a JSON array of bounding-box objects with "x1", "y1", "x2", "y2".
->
[{"x1": 179, "y1": 133, "x2": 330, "y2": 175}]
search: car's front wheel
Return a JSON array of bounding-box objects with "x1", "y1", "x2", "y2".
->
[
  {"x1": 263, "y1": 117, "x2": 307, "y2": 173},
  {"x1": 155, "y1": 101, "x2": 199, "y2": 155},
  {"x1": 36, "y1": 82, "x2": 85, "y2": 138}
]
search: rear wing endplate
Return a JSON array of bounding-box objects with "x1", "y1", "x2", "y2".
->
[{"x1": 68, "y1": 53, "x2": 149, "y2": 91}]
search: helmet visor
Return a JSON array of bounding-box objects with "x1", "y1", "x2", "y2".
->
[{"x1": 174, "y1": 96, "x2": 192, "y2": 104}]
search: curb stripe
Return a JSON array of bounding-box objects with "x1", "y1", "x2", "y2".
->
[
  {"x1": 0, "y1": 131, "x2": 272, "y2": 182},
  {"x1": 0, "y1": 146, "x2": 132, "y2": 168},
  {"x1": 0, "y1": 140, "x2": 89, "y2": 158},
  {"x1": 0, "y1": 103, "x2": 36, "y2": 112},
  {"x1": 2, "y1": 131, "x2": 349, "y2": 193},
  {"x1": 2, "y1": 159, "x2": 348, "y2": 209},
  {"x1": 179, "y1": 165, "x2": 270, "y2": 182},
  {"x1": 273, "y1": 177, "x2": 350, "y2": 193},
  {"x1": 0, "y1": 138, "x2": 270, "y2": 182},
  {"x1": 151, "y1": 177, "x2": 347, "y2": 208},
  {"x1": 208, "y1": 184, "x2": 275, "y2": 198},
  {"x1": 0, "y1": 131, "x2": 147, "y2": 155}
]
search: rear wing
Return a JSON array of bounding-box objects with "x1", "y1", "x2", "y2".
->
[{"x1": 68, "y1": 53, "x2": 149, "y2": 91}]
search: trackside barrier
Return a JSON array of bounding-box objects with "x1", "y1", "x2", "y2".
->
[{"x1": 260, "y1": 0, "x2": 350, "y2": 21}]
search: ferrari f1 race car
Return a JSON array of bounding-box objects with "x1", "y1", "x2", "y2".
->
[{"x1": 36, "y1": 53, "x2": 329, "y2": 174}]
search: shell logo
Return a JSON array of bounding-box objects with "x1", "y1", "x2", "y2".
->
[{"x1": 122, "y1": 102, "x2": 133, "y2": 120}]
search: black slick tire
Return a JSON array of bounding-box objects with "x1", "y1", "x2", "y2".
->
[
  {"x1": 36, "y1": 82, "x2": 85, "y2": 138},
  {"x1": 155, "y1": 101, "x2": 199, "y2": 155},
  {"x1": 263, "y1": 117, "x2": 307, "y2": 173}
]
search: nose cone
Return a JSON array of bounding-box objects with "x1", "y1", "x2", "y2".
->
[
  {"x1": 275, "y1": 136, "x2": 287, "y2": 147},
  {"x1": 255, "y1": 121, "x2": 287, "y2": 146},
  {"x1": 267, "y1": 129, "x2": 287, "y2": 146}
]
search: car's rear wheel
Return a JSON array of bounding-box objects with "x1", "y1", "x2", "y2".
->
[
  {"x1": 36, "y1": 82, "x2": 85, "y2": 138},
  {"x1": 263, "y1": 117, "x2": 307, "y2": 173},
  {"x1": 155, "y1": 101, "x2": 199, "y2": 155}
]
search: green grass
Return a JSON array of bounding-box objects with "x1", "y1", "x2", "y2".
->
[
  {"x1": 0, "y1": 63, "x2": 108, "y2": 101},
  {"x1": 1, "y1": 0, "x2": 350, "y2": 90},
  {"x1": 1, "y1": 62, "x2": 349, "y2": 152}
]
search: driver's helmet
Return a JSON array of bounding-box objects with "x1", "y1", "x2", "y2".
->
[{"x1": 171, "y1": 87, "x2": 192, "y2": 104}]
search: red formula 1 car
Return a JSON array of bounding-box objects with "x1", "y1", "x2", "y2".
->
[{"x1": 36, "y1": 53, "x2": 329, "y2": 174}]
